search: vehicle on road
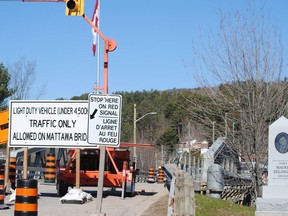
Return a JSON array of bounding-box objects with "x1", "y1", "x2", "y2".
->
[{"x1": 56, "y1": 147, "x2": 136, "y2": 197}]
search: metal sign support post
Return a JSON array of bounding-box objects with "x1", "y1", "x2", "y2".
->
[{"x1": 83, "y1": 14, "x2": 117, "y2": 215}]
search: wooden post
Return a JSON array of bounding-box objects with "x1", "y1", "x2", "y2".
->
[
  {"x1": 4, "y1": 144, "x2": 10, "y2": 192},
  {"x1": 75, "y1": 149, "x2": 80, "y2": 188},
  {"x1": 173, "y1": 171, "x2": 195, "y2": 215},
  {"x1": 23, "y1": 148, "x2": 28, "y2": 179},
  {"x1": 167, "y1": 167, "x2": 195, "y2": 216}
]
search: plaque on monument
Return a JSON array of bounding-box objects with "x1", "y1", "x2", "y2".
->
[
  {"x1": 256, "y1": 116, "x2": 288, "y2": 216},
  {"x1": 268, "y1": 116, "x2": 288, "y2": 186}
]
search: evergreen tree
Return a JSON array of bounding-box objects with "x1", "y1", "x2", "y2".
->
[
  {"x1": 156, "y1": 127, "x2": 179, "y2": 156},
  {"x1": 0, "y1": 63, "x2": 14, "y2": 110}
]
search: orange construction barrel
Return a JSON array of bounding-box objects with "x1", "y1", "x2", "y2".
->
[
  {"x1": 9, "y1": 157, "x2": 17, "y2": 189},
  {"x1": 158, "y1": 168, "x2": 165, "y2": 183},
  {"x1": 147, "y1": 168, "x2": 155, "y2": 183},
  {"x1": 0, "y1": 163, "x2": 9, "y2": 209},
  {"x1": 44, "y1": 154, "x2": 56, "y2": 183},
  {"x1": 14, "y1": 179, "x2": 38, "y2": 216}
]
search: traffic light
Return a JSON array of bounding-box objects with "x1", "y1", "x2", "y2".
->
[{"x1": 66, "y1": 0, "x2": 84, "y2": 16}]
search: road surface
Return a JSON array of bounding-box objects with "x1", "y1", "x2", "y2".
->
[{"x1": 2, "y1": 180, "x2": 168, "y2": 216}]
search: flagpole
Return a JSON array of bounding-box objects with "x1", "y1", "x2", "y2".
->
[{"x1": 96, "y1": 0, "x2": 101, "y2": 94}]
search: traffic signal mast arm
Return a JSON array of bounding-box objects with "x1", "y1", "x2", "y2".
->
[
  {"x1": 83, "y1": 14, "x2": 107, "y2": 41},
  {"x1": 21, "y1": 0, "x2": 116, "y2": 92},
  {"x1": 83, "y1": 13, "x2": 117, "y2": 49},
  {"x1": 22, "y1": 0, "x2": 83, "y2": 16},
  {"x1": 21, "y1": 0, "x2": 115, "y2": 49},
  {"x1": 83, "y1": 13, "x2": 117, "y2": 93},
  {"x1": 22, "y1": 0, "x2": 65, "y2": 2}
]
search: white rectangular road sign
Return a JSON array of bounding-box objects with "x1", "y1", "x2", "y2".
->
[
  {"x1": 88, "y1": 94, "x2": 122, "y2": 146},
  {"x1": 9, "y1": 100, "x2": 97, "y2": 148}
]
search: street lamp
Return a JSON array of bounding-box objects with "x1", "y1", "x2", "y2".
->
[
  {"x1": 133, "y1": 104, "x2": 157, "y2": 169},
  {"x1": 188, "y1": 139, "x2": 197, "y2": 175}
]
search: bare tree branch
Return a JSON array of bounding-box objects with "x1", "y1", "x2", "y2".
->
[
  {"x1": 189, "y1": 4, "x2": 288, "y2": 199},
  {"x1": 8, "y1": 57, "x2": 46, "y2": 100}
]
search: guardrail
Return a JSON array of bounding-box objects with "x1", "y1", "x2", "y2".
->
[
  {"x1": 136, "y1": 171, "x2": 149, "y2": 183},
  {"x1": 16, "y1": 166, "x2": 46, "y2": 180},
  {"x1": 164, "y1": 164, "x2": 195, "y2": 216}
]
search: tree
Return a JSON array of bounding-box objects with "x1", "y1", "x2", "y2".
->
[
  {"x1": 156, "y1": 127, "x2": 179, "y2": 161},
  {"x1": 70, "y1": 93, "x2": 89, "y2": 100},
  {"x1": 189, "y1": 4, "x2": 288, "y2": 199},
  {"x1": 9, "y1": 57, "x2": 46, "y2": 100},
  {"x1": 0, "y1": 63, "x2": 14, "y2": 110}
]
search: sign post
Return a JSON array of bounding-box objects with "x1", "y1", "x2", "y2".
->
[
  {"x1": 88, "y1": 94, "x2": 121, "y2": 214},
  {"x1": 83, "y1": 13, "x2": 117, "y2": 215}
]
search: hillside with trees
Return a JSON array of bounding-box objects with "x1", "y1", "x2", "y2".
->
[{"x1": 70, "y1": 89, "x2": 207, "y2": 169}]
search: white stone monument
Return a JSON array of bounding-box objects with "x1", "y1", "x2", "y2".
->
[{"x1": 256, "y1": 116, "x2": 288, "y2": 216}]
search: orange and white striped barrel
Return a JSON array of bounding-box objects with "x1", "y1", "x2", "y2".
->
[
  {"x1": 44, "y1": 154, "x2": 56, "y2": 183},
  {"x1": 0, "y1": 164, "x2": 5, "y2": 206},
  {"x1": 147, "y1": 168, "x2": 155, "y2": 183},
  {"x1": 14, "y1": 179, "x2": 38, "y2": 216},
  {"x1": 158, "y1": 168, "x2": 165, "y2": 183},
  {"x1": 0, "y1": 163, "x2": 9, "y2": 209},
  {"x1": 9, "y1": 157, "x2": 17, "y2": 189}
]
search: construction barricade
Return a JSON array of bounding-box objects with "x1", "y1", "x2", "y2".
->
[
  {"x1": 14, "y1": 179, "x2": 38, "y2": 216},
  {"x1": 0, "y1": 163, "x2": 9, "y2": 209},
  {"x1": 158, "y1": 167, "x2": 165, "y2": 183},
  {"x1": 44, "y1": 153, "x2": 56, "y2": 183},
  {"x1": 147, "y1": 168, "x2": 155, "y2": 183},
  {"x1": 9, "y1": 157, "x2": 17, "y2": 189}
]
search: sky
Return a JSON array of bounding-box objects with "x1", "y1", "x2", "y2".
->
[{"x1": 0, "y1": 0, "x2": 288, "y2": 100}]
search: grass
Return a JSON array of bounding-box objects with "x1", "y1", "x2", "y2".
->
[
  {"x1": 195, "y1": 193, "x2": 255, "y2": 216},
  {"x1": 141, "y1": 193, "x2": 255, "y2": 216}
]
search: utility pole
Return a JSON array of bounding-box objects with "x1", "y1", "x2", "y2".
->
[
  {"x1": 212, "y1": 121, "x2": 215, "y2": 143},
  {"x1": 225, "y1": 113, "x2": 228, "y2": 137},
  {"x1": 133, "y1": 104, "x2": 137, "y2": 167},
  {"x1": 133, "y1": 104, "x2": 157, "y2": 170}
]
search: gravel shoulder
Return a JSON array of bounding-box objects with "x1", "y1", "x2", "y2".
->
[{"x1": 140, "y1": 193, "x2": 169, "y2": 216}]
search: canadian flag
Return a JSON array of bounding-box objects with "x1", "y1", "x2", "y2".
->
[{"x1": 91, "y1": 0, "x2": 99, "y2": 56}]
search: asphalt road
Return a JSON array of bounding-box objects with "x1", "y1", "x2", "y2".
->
[{"x1": 2, "y1": 180, "x2": 168, "y2": 216}]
